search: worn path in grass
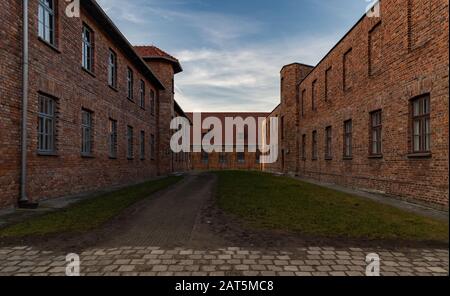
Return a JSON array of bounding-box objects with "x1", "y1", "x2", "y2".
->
[{"x1": 96, "y1": 172, "x2": 220, "y2": 248}]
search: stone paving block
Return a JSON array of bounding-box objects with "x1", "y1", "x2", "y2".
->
[
  {"x1": 267, "y1": 265, "x2": 282, "y2": 272},
  {"x1": 243, "y1": 271, "x2": 260, "y2": 276},
  {"x1": 330, "y1": 271, "x2": 346, "y2": 276},
  {"x1": 283, "y1": 266, "x2": 298, "y2": 272},
  {"x1": 251, "y1": 265, "x2": 267, "y2": 271},
  {"x1": 296, "y1": 272, "x2": 313, "y2": 276},
  {"x1": 235, "y1": 265, "x2": 250, "y2": 271},
  {"x1": 152, "y1": 265, "x2": 168, "y2": 272},
  {"x1": 427, "y1": 267, "x2": 448, "y2": 273},
  {"x1": 201, "y1": 266, "x2": 216, "y2": 272}
]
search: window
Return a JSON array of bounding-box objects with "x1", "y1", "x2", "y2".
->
[
  {"x1": 150, "y1": 90, "x2": 156, "y2": 115},
  {"x1": 325, "y1": 67, "x2": 332, "y2": 101},
  {"x1": 237, "y1": 152, "x2": 245, "y2": 163},
  {"x1": 38, "y1": 95, "x2": 55, "y2": 153},
  {"x1": 109, "y1": 119, "x2": 117, "y2": 158},
  {"x1": 127, "y1": 68, "x2": 134, "y2": 100},
  {"x1": 82, "y1": 25, "x2": 94, "y2": 72},
  {"x1": 325, "y1": 126, "x2": 332, "y2": 159},
  {"x1": 81, "y1": 110, "x2": 93, "y2": 155},
  {"x1": 301, "y1": 89, "x2": 306, "y2": 117},
  {"x1": 108, "y1": 50, "x2": 117, "y2": 88},
  {"x1": 312, "y1": 80, "x2": 317, "y2": 111},
  {"x1": 370, "y1": 110, "x2": 382, "y2": 155},
  {"x1": 219, "y1": 152, "x2": 227, "y2": 164},
  {"x1": 344, "y1": 120, "x2": 352, "y2": 158},
  {"x1": 139, "y1": 80, "x2": 145, "y2": 109},
  {"x1": 280, "y1": 116, "x2": 285, "y2": 140},
  {"x1": 301, "y1": 134, "x2": 306, "y2": 160},
  {"x1": 201, "y1": 151, "x2": 209, "y2": 164},
  {"x1": 38, "y1": 0, "x2": 55, "y2": 45},
  {"x1": 255, "y1": 150, "x2": 261, "y2": 164},
  {"x1": 127, "y1": 126, "x2": 134, "y2": 159},
  {"x1": 140, "y1": 131, "x2": 145, "y2": 160},
  {"x1": 343, "y1": 48, "x2": 353, "y2": 91},
  {"x1": 411, "y1": 95, "x2": 431, "y2": 153},
  {"x1": 312, "y1": 131, "x2": 318, "y2": 160},
  {"x1": 150, "y1": 134, "x2": 155, "y2": 160}
]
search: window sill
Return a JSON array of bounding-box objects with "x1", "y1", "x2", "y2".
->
[
  {"x1": 343, "y1": 157, "x2": 353, "y2": 160},
  {"x1": 37, "y1": 151, "x2": 58, "y2": 157},
  {"x1": 368, "y1": 154, "x2": 383, "y2": 159},
  {"x1": 301, "y1": 157, "x2": 307, "y2": 161},
  {"x1": 407, "y1": 152, "x2": 432, "y2": 159},
  {"x1": 127, "y1": 157, "x2": 134, "y2": 160},
  {"x1": 312, "y1": 158, "x2": 318, "y2": 161},
  {"x1": 127, "y1": 97, "x2": 135, "y2": 103},
  {"x1": 108, "y1": 85, "x2": 118, "y2": 92},
  {"x1": 81, "y1": 154, "x2": 95, "y2": 159},
  {"x1": 82, "y1": 67, "x2": 96, "y2": 78},
  {"x1": 109, "y1": 156, "x2": 117, "y2": 160},
  {"x1": 325, "y1": 157, "x2": 333, "y2": 161},
  {"x1": 38, "y1": 37, "x2": 61, "y2": 53}
]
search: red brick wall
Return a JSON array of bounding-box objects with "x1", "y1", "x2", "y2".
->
[
  {"x1": 0, "y1": 1, "x2": 173, "y2": 208},
  {"x1": 0, "y1": 1, "x2": 23, "y2": 209},
  {"x1": 265, "y1": 0, "x2": 449, "y2": 209}
]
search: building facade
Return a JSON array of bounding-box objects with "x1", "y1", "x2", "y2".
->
[
  {"x1": 0, "y1": 0, "x2": 189, "y2": 209},
  {"x1": 263, "y1": 0, "x2": 449, "y2": 209},
  {"x1": 187, "y1": 113, "x2": 269, "y2": 171}
]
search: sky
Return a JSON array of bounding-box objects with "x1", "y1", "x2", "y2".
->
[{"x1": 97, "y1": 0, "x2": 371, "y2": 112}]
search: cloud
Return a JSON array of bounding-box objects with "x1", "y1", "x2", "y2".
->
[
  {"x1": 174, "y1": 34, "x2": 341, "y2": 112},
  {"x1": 96, "y1": 0, "x2": 344, "y2": 113}
]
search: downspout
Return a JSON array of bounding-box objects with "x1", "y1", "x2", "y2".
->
[{"x1": 19, "y1": 0, "x2": 32, "y2": 207}]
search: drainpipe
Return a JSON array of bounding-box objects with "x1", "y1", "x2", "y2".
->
[{"x1": 19, "y1": 0, "x2": 36, "y2": 208}]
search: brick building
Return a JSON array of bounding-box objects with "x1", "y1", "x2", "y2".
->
[
  {"x1": 0, "y1": 0, "x2": 189, "y2": 209},
  {"x1": 187, "y1": 113, "x2": 269, "y2": 171},
  {"x1": 263, "y1": 0, "x2": 449, "y2": 209}
]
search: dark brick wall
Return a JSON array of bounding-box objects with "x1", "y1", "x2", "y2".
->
[{"x1": 265, "y1": 0, "x2": 449, "y2": 209}]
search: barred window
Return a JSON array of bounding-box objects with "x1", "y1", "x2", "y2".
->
[
  {"x1": 150, "y1": 134, "x2": 155, "y2": 160},
  {"x1": 219, "y1": 152, "x2": 227, "y2": 164},
  {"x1": 237, "y1": 152, "x2": 245, "y2": 163},
  {"x1": 150, "y1": 90, "x2": 156, "y2": 115},
  {"x1": 201, "y1": 151, "x2": 209, "y2": 164},
  {"x1": 325, "y1": 126, "x2": 332, "y2": 159},
  {"x1": 82, "y1": 25, "x2": 94, "y2": 72},
  {"x1": 370, "y1": 110, "x2": 382, "y2": 155},
  {"x1": 301, "y1": 134, "x2": 306, "y2": 159},
  {"x1": 127, "y1": 126, "x2": 134, "y2": 159},
  {"x1": 140, "y1": 131, "x2": 145, "y2": 160},
  {"x1": 139, "y1": 80, "x2": 145, "y2": 109},
  {"x1": 109, "y1": 119, "x2": 117, "y2": 158},
  {"x1": 411, "y1": 95, "x2": 431, "y2": 153},
  {"x1": 81, "y1": 110, "x2": 93, "y2": 155},
  {"x1": 344, "y1": 120, "x2": 352, "y2": 158},
  {"x1": 38, "y1": 0, "x2": 55, "y2": 45},
  {"x1": 127, "y1": 68, "x2": 134, "y2": 100},
  {"x1": 312, "y1": 130, "x2": 318, "y2": 160},
  {"x1": 108, "y1": 50, "x2": 117, "y2": 87},
  {"x1": 38, "y1": 95, "x2": 55, "y2": 153}
]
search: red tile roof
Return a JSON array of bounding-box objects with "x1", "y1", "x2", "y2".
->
[{"x1": 134, "y1": 45, "x2": 183, "y2": 73}]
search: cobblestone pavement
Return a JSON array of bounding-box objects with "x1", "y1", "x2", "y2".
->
[{"x1": 0, "y1": 246, "x2": 448, "y2": 276}]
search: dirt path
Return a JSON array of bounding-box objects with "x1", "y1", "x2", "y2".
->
[{"x1": 92, "y1": 172, "x2": 218, "y2": 248}]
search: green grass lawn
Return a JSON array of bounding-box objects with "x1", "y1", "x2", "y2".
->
[
  {"x1": 0, "y1": 176, "x2": 182, "y2": 238},
  {"x1": 215, "y1": 171, "x2": 449, "y2": 242}
]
